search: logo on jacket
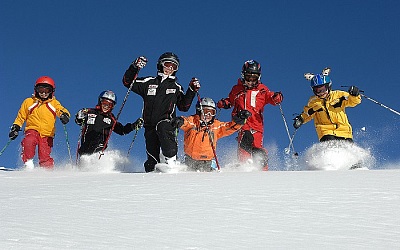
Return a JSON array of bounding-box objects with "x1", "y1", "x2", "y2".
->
[
  {"x1": 166, "y1": 89, "x2": 176, "y2": 94},
  {"x1": 87, "y1": 114, "x2": 96, "y2": 125},
  {"x1": 103, "y1": 117, "x2": 112, "y2": 124}
]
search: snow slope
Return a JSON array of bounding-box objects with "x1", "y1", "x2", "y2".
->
[{"x1": 1, "y1": 167, "x2": 400, "y2": 249}]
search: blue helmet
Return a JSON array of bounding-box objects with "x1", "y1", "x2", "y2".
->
[
  {"x1": 310, "y1": 74, "x2": 331, "y2": 88},
  {"x1": 310, "y1": 74, "x2": 332, "y2": 96}
]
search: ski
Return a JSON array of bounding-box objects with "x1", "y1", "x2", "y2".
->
[{"x1": 0, "y1": 166, "x2": 16, "y2": 171}]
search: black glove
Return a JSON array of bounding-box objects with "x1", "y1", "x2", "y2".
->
[
  {"x1": 9, "y1": 124, "x2": 21, "y2": 140},
  {"x1": 293, "y1": 115, "x2": 303, "y2": 129},
  {"x1": 60, "y1": 112, "x2": 70, "y2": 125},
  {"x1": 75, "y1": 108, "x2": 88, "y2": 125},
  {"x1": 132, "y1": 56, "x2": 148, "y2": 69},
  {"x1": 189, "y1": 77, "x2": 201, "y2": 92},
  {"x1": 131, "y1": 118, "x2": 144, "y2": 130},
  {"x1": 348, "y1": 86, "x2": 360, "y2": 96},
  {"x1": 170, "y1": 117, "x2": 184, "y2": 128},
  {"x1": 272, "y1": 92, "x2": 283, "y2": 104},
  {"x1": 217, "y1": 98, "x2": 231, "y2": 109},
  {"x1": 233, "y1": 110, "x2": 252, "y2": 125}
]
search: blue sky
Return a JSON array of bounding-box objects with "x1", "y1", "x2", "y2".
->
[{"x1": 1, "y1": 0, "x2": 399, "y2": 169}]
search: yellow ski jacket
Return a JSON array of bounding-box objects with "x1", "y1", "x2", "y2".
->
[
  {"x1": 300, "y1": 90, "x2": 361, "y2": 140},
  {"x1": 13, "y1": 95, "x2": 70, "y2": 138}
]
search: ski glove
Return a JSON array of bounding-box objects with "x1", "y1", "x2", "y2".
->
[
  {"x1": 133, "y1": 56, "x2": 148, "y2": 69},
  {"x1": 272, "y1": 92, "x2": 283, "y2": 104},
  {"x1": 293, "y1": 115, "x2": 303, "y2": 129},
  {"x1": 170, "y1": 117, "x2": 184, "y2": 129},
  {"x1": 75, "y1": 109, "x2": 88, "y2": 126},
  {"x1": 131, "y1": 118, "x2": 144, "y2": 130},
  {"x1": 9, "y1": 124, "x2": 21, "y2": 140},
  {"x1": 217, "y1": 98, "x2": 231, "y2": 109},
  {"x1": 233, "y1": 110, "x2": 252, "y2": 125},
  {"x1": 189, "y1": 77, "x2": 201, "y2": 92},
  {"x1": 60, "y1": 112, "x2": 70, "y2": 125},
  {"x1": 348, "y1": 86, "x2": 360, "y2": 96}
]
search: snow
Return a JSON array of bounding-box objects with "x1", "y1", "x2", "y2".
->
[{"x1": 1, "y1": 149, "x2": 400, "y2": 249}]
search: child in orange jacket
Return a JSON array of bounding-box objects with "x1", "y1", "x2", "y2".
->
[{"x1": 170, "y1": 97, "x2": 251, "y2": 172}]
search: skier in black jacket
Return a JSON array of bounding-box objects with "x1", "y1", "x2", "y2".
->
[
  {"x1": 122, "y1": 52, "x2": 200, "y2": 172},
  {"x1": 75, "y1": 90, "x2": 143, "y2": 156}
]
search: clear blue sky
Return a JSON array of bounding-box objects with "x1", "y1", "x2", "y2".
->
[{"x1": 1, "y1": 0, "x2": 399, "y2": 169}]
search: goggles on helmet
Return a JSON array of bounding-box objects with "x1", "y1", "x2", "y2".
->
[
  {"x1": 100, "y1": 99, "x2": 115, "y2": 108},
  {"x1": 162, "y1": 61, "x2": 178, "y2": 71},
  {"x1": 244, "y1": 73, "x2": 260, "y2": 83},
  {"x1": 313, "y1": 85, "x2": 328, "y2": 96},
  {"x1": 200, "y1": 108, "x2": 216, "y2": 117},
  {"x1": 35, "y1": 85, "x2": 53, "y2": 94}
]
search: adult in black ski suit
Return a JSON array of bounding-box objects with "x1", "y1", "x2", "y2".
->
[
  {"x1": 122, "y1": 52, "x2": 200, "y2": 172},
  {"x1": 75, "y1": 90, "x2": 143, "y2": 156}
]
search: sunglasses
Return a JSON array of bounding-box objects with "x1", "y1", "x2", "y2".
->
[{"x1": 162, "y1": 61, "x2": 178, "y2": 71}]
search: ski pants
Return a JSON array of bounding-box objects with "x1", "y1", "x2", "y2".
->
[
  {"x1": 238, "y1": 129, "x2": 269, "y2": 170},
  {"x1": 184, "y1": 154, "x2": 213, "y2": 172},
  {"x1": 143, "y1": 120, "x2": 178, "y2": 172},
  {"x1": 320, "y1": 135, "x2": 353, "y2": 143},
  {"x1": 21, "y1": 129, "x2": 54, "y2": 169}
]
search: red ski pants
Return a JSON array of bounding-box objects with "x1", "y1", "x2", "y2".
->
[
  {"x1": 21, "y1": 129, "x2": 54, "y2": 169},
  {"x1": 238, "y1": 129, "x2": 269, "y2": 170}
]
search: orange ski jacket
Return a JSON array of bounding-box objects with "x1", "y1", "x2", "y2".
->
[{"x1": 180, "y1": 115, "x2": 242, "y2": 160}]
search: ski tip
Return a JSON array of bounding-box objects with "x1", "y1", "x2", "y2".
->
[{"x1": 0, "y1": 166, "x2": 16, "y2": 171}]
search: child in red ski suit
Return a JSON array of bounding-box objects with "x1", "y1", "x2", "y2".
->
[{"x1": 217, "y1": 60, "x2": 283, "y2": 170}]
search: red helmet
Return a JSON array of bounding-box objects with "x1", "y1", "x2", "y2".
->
[
  {"x1": 35, "y1": 76, "x2": 56, "y2": 89},
  {"x1": 34, "y1": 76, "x2": 55, "y2": 100}
]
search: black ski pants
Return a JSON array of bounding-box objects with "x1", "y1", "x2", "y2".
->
[{"x1": 143, "y1": 120, "x2": 178, "y2": 172}]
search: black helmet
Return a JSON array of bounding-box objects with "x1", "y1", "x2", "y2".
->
[
  {"x1": 241, "y1": 60, "x2": 262, "y2": 77},
  {"x1": 157, "y1": 52, "x2": 180, "y2": 73},
  {"x1": 241, "y1": 60, "x2": 262, "y2": 89}
]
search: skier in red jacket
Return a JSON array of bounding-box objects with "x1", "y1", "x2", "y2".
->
[{"x1": 217, "y1": 60, "x2": 283, "y2": 170}]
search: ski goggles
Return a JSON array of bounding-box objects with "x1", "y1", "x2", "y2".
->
[
  {"x1": 161, "y1": 61, "x2": 178, "y2": 71},
  {"x1": 35, "y1": 85, "x2": 53, "y2": 94},
  {"x1": 244, "y1": 73, "x2": 260, "y2": 82},
  {"x1": 100, "y1": 99, "x2": 115, "y2": 108},
  {"x1": 201, "y1": 108, "x2": 216, "y2": 117},
  {"x1": 313, "y1": 85, "x2": 328, "y2": 95}
]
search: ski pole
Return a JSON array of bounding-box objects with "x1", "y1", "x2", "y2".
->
[
  {"x1": 100, "y1": 67, "x2": 142, "y2": 158},
  {"x1": 127, "y1": 129, "x2": 139, "y2": 157},
  {"x1": 286, "y1": 129, "x2": 298, "y2": 157},
  {"x1": 278, "y1": 104, "x2": 297, "y2": 155},
  {"x1": 62, "y1": 124, "x2": 73, "y2": 165},
  {"x1": 116, "y1": 69, "x2": 141, "y2": 120},
  {"x1": 0, "y1": 139, "x2": 12, "y2": 157},
  {"x1": 197, "y1": 92, "x2": 221, "y2": 171},
  {"x1": 361, "y1": 93, "x2": 400, "y2": 116},
  {"x1": 341, "y1": 86, "x2": 400, "y2": 116}
]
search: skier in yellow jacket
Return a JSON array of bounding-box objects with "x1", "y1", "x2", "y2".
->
[
  {"x1": 9, "y1": 76, "x2": 70, "y2": 169},
  {"x1": 293, "y1": 68, "x2": 361, "y2": 142}
]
